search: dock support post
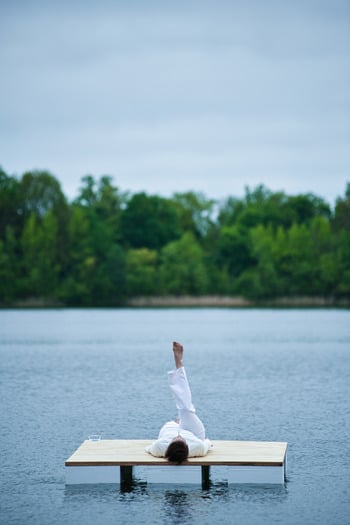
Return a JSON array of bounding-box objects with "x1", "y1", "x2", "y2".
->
[
  {"x1": 284, "y1": 452, "x2": 288, "y2": 482},
  {"x1": 201, "y1": 465, "x2": 210, "y2": 488},
  {"x1": 120, "y1": 466, "x2": 133, "y2": 485}
]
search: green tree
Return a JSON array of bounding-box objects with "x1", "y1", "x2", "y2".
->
[
  {"x1": 329, "y1": 184, "x2": 350, "y2": 297},
  {"x1": 0, "y1": 240, "x2": 11, "y2": 302},
  {"x1": 59, "y1": 205, "x2": 92, "y2": 304},
  {"x1": 59, "y1": 202, "x2": 126, "y2": 306},
  {"x1": 18, "y1": 170, "x2": 70, "y2": 279},
  {"x1": 19, "y1": 170, "x2": 67, "y2": 219},
  {"x1": 217, "y1": 224, "x2": 255, "y2": 278},
  {"x1": 334, "y1": 229, "x2": 350, "y2": 296},
  {"x1": 0, "y1": 168, "x2": 22, "y2": 238},
  {"x1": 172, "y1": 191, "x2": 216, "y2": 239},
  {"x1": 274, "y1": 222, "x2": 317, "y2": 295},
  {"x1": 89, "y1": 243, "x2": 125, "y2": 306},
  {"x1": 159, "y1": 233, "x2": 209, "y2": 295},
  {"x1": 218, "y1": 185, "x2": 331, "y2": 230},
  {"x1": 219, "y1": 186, "x2": 293, "y2": 229},
  {"x1": 217, "y1": 196, "x2": 245, "y2": 227},
  {"x1": 60, "y1": 175, "x2": 127, "y2": 305},
  {"x1": 333, "y1": 182, "x2": 350, "y2": 232},
  {"x1": 20, "y1": 211, "x2": 60, "y2": 297},
  {"x1": 240, "y1": 186, "x2": 291, "y2": 228},
  {"x1": 235, "y1": 225, "x2": 282, "y2": 298},
  {"x1": 0, "y1": 227, "x2": 20, "y2": 303},
  {"x1": 121, "y1": 193, "x2": 181, "y2": 249},
  {"x1": 287, "y1": 194, "x2": 331, "y2": 224},
  {"x1": 75, "y1": 175, "x2": 124, "y2": 242},
  {"x1": 237, "y1": 217, "x2": 337, "y2": 299},
  {"x1": 126, "y1": 248, "x2": 158, "y2": 296},
  {"x1": 309, "y1": 217, "x2": 336, "y2": 294}
]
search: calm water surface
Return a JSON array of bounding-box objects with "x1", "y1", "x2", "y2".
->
[{"x1": 0, "y1": 308, "x2": 349, "y2": 524}]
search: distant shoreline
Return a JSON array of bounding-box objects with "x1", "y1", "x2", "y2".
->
[
  {"x1": 126, "y1": 295, "x2": 350, "y2": 308},
  {"x1": 3, "y1": 295, "x2": 349, "y2": 308}
]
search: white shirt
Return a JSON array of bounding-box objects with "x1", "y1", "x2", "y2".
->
[{"x1": 145, "y1": 420, "x2": 212, "y2": 458}]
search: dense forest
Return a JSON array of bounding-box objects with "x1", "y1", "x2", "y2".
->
[{"x1": 0, "y1": 166, "x2": 349, "y2": 306}]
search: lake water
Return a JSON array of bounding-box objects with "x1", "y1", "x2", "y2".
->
[{"x1": 0, "y1": 308, "x2": 349, "y2": 525}]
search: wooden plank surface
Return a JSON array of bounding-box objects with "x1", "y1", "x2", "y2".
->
[{"x1": 65, "y1": 440, "x2": 287, "y2": 467}]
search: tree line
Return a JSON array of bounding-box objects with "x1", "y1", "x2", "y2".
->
[{"x1": 0, "y1": 166, "x2": 349, "y2": 306}]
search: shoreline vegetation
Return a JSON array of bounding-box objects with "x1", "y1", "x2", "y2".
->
[
  {"x1": 5, "y1": 295, "x2": 350, "y2": 308},
  {"x1": 1, "y1": 167, "x2": 350, "y2": 307},
  {"x1": 126, "y1": 295, "x2": 350, "y2": 307}
]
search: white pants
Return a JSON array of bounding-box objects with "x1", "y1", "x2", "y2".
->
[{"x1": 168, "y1": 367, "x2": 206, "y2": 440}]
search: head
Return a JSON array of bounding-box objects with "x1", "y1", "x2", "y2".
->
[{"x1": 165, "y1": 436, "x2": 189, "y2": 464}]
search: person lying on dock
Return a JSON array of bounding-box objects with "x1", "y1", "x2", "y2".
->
[{"x1": 145, "y1": 341, "x2": 211, "y2": 464}]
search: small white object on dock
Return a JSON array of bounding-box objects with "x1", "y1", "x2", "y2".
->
[{"x1": 65, "y1": 439, "x2": 288, "y2": 485}]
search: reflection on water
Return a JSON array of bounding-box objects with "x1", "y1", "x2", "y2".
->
[
  {"x1": 64, "y1": 479, "x2": 288, "y2": 501},
  {"x1": 163, "y1": 490, "x2": 194, "y2": 524},
  {"x1": 64, "y1": 480, "x2": 288, "y2": 525}
]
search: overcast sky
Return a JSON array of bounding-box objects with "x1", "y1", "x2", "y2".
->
[{"x1": 1, "y1": 0, "x2": 349, "y2": 205}]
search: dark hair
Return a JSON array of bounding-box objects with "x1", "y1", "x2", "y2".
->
[{"x1": 165, "y1": 440, "x2": 189, "y2": 464}]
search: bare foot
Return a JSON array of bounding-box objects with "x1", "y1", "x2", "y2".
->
[{"x1": 173, "y1": 341, "x2": 184, "y2": 368}]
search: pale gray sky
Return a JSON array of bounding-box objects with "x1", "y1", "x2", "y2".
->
[{"x1": 0, "y1": 0, "x2": 349, "y2": 205}]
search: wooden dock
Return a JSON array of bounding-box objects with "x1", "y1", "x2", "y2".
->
[{"x1": 65, "y1": 439, "x2": 288, "y2": 485}]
